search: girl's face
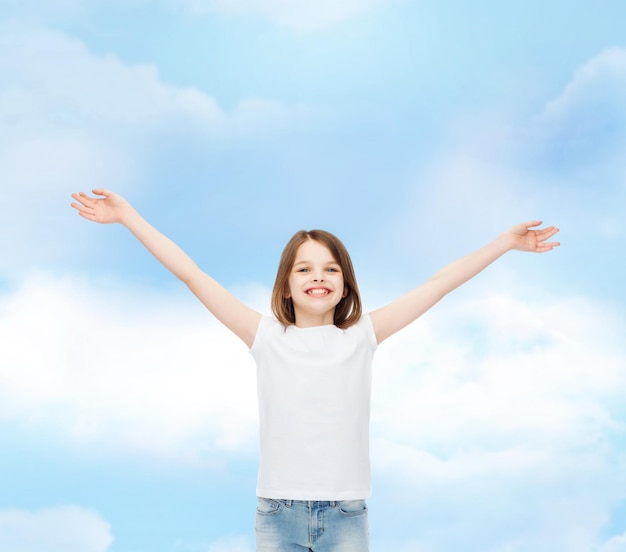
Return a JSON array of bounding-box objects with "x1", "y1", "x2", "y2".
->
[{"x1": 286, "y1": 239, "x2": 346, "y2": 327}]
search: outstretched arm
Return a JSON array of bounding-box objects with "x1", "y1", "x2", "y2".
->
[
  {"x1": 71, "y1": 189, "x2": 261, "y2": 347},
  {"x1": 369, "y1": 221, "x2": 560, "y2": 344}
]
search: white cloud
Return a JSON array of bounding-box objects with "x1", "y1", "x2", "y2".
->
[
  {"x1": 0, "y1": 23, "x2": 215, "y2": 273},
  {"x1": 532, "y1": 47, "x2": 626, "y2": 176},
  {"x1": 0, "y1": 506, "x2": 113, "y2": 552},
  {"x1": 0, "y1": 24, "x2": 223, "y2": 130},
  {"x1": 373, "y1": 292, "x2": 625, "y2": 449},
  {"x1": 368, "y1": 287, "x2": 626, "y2": 552},
  {"x1": 543, "y1": 48, "x2": 626, "y2": 123},
  {"x1": 386, "y1": 47, "x2": 626, "y2": 270},
  {"x1": 0, "y1": 22, "x2": 315, "y2": 140},
  {"x1": 169, "y1": 0, "x2": 393, "y2": 31},
  {"x1": 372, "y1": 289, "x2": 626, "y2": 461},
  {"x1": 0, "y1": 23, "x2": 319, "y2": 275},
  {"x1": 0, "y1": 272, "x2": 268, "y2": 461}
]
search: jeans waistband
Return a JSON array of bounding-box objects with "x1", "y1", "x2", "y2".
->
[{"x1": 272, "y1": 499, "x2": 343, "y2": 508}]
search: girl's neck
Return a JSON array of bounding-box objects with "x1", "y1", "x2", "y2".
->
[{"x1": 293, "y1": 310, "x2": 335, "y2": 328}]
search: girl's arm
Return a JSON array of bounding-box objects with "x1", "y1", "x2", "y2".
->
[
  {"x1": 369, "y1": 221, "x2": 560, "y2": 344},
  {"x1": 71, "y1": 189, "x2": 262, "y2": 348}
]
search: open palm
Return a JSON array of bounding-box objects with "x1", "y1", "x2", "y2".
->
[
  {"x1": 508, "y1": 221, "x2": 560, "y2": 253},
  {"x1": 70, "y1": 189, "x2": 130, "y2": 224}
]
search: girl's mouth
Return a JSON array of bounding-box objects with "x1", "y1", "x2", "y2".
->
[{"x1": 307, "y1": 288, "x2": 330, "y2": 296}]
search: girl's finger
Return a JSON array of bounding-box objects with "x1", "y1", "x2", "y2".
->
[
  {"x1": 71, "y1": 201, "x2": 93, "y2": 214},
  {"x1": 78, "y1": 210, "x2": 96, "y2": 221},
  {"x1": 541, "y1": 228, "x2": 559, "y2": 240},
  {"x1": 73, "y1": 193, "x2": 94, "y2": 208}
]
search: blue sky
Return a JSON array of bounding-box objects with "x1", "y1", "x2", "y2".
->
[{"x1": 1, "y1": 1, "x2": 625, "y2": 551}]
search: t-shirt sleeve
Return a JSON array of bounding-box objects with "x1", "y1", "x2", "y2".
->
[
  {"x1": 358, "y1": 314, "x2": 378, "y2": 354},
  {"x1": 249, "y1": 315, "x2": 276, "y2": 356}
]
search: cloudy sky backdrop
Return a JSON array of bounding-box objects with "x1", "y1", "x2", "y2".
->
[{"x1": 1, "y1": 1, "x2": 625, "y2": 551}]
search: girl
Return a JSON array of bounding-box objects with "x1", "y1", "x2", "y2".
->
[{"x1": 70, "y1": 189, "x2": 560, "y2": 552}]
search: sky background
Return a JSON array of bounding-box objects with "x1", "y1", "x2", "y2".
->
[{"x1": 1, "y1": 1, "x2": 625, "y2": 551}]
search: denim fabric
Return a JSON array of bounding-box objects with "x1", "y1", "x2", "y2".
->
[{"x1": 255, "y1": 498, "x2": 369, "y2": 552}]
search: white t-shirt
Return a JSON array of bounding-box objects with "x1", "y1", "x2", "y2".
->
[{"x1": 250, "y1": 314, "x2": 378, "y2": 500}]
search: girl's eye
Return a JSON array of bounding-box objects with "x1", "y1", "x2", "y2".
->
[{"x1": 294, "y1": 267, "x2": 339, "y2": 273}]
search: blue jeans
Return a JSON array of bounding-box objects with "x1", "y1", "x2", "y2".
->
[{"x1": 255, "y1": 498, "x2": 369, "y2": 552}]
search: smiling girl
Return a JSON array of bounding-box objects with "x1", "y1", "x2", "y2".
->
[{"x1": 71, "y1": 189, "x2": 560, "y2": 552}]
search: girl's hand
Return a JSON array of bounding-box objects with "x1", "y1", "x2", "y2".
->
[
  {"x1": 70, "y1": 189, "x2": 132, "y2": 224},
  {"x1": 506, "y1": 221, "x2": 560, "y2": 253}
]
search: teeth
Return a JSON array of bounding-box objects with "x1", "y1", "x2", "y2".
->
[{"x1": 308, "y1": 289, "x2": 328, "y2": 296}]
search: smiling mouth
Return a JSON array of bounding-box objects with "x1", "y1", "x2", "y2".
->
[{"x1": 307, "y1": 288, "x2": 330, "y2": 296}]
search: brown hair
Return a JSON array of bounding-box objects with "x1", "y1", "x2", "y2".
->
[{"x1": 271, "y1": 230, "x2": 362, "y2": 329}]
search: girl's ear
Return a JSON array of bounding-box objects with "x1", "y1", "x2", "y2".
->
[
  {"x1": 284, "y1": 286, "x2": 291, "y2": 299},
  {"x1": 342, "y1": 286, "x2": 348, "y2": 298}
]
